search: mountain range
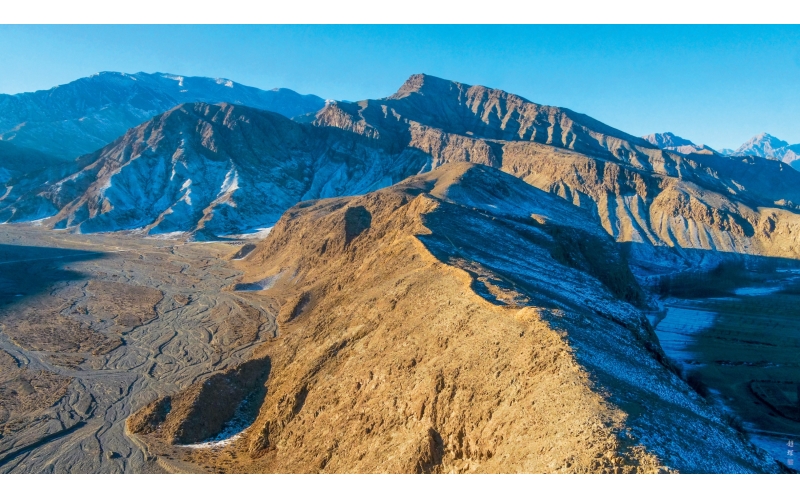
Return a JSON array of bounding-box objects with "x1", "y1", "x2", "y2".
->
[
  {"x1": 310, "y1": 75, "x2": 800, "y2": 267},
  {"x1": 644, "y1": 131, "x2": 800, "y2": 170},
  {"x1": 1, "y1": 73, "x2": 800, "y2": 274},
  {"x1": 0, "y1": 71, "x2": 325, "y2": 160},
  {"x1": 4, "y1": 72, "x2": 800, "y2": 269}
]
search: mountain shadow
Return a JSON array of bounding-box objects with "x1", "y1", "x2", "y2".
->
[{"x1": 0, "y1": 244, "x2": 107, "y2": 315}]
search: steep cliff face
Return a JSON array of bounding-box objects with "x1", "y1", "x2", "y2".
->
[
  {"x1": 0, "y1": 72, "x2": 325, "y2": 159},
  {"x1": 130, "y1": 163, "x2": 779, "y2": 473},
  {"x1": 0, "y1": 103, "x2": 427, "y2": 235},
  {"x1": 312, "y1": 74, "x2": 800, "y2": 263}
]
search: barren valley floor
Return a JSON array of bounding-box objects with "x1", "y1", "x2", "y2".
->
[{"x1": 0, "y1": 225, "x2": 276, "y2": 473}]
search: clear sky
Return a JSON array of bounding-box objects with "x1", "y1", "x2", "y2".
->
[{"x1": 1, "y1": 25, "x2": 799, "y2": 150}]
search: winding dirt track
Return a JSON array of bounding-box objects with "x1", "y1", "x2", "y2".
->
[{"x1": 0, "y1": 226, "x2": 276, "y2": 473}]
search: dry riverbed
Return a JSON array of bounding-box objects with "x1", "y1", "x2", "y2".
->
[{"x1": 0, "y1": 225, "x2": 276, "y2": 473}]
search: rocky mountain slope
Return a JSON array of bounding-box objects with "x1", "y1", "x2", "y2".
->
[
  {"x1": 311, "y1": 74, "x2": 800, "y2": 267},
  {"x1": 0, "y1": 72, "x2": 326, "y2": 159},
  {"x1": 0, "y1": 103, "x2": 427, "y2": 235},
  {"x1": 730, "y1": 133, "x2": 800, "y2": 170},
  {"x1": 129, "y1": 163, "x2": 779, "y2": 473}
]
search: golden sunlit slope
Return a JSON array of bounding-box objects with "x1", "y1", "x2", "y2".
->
[{"x1": 131, "y1": 163, "x2": 779, "y2": 473}]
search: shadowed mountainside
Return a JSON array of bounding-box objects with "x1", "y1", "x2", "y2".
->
[{"x1": 0, "y1": 142, "x2": 77, "y2": 220}]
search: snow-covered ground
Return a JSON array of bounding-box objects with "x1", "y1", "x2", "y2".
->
[
  {"x1": 221, "y1": 226, "x2": 273, "y2": 241},
  {"x1": 235, "y1": 272, "x2": 282, "y2": 291},
  {"x1": 177, "y1": 395, "x2": 257, "y2": 450},
  {"x1": 734, "y1": 285, "x2": 784, "y2": 296},
  {"x1": 652, "y1": 305, "x2": 717, "y2": 363}
]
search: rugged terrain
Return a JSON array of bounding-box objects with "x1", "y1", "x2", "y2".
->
[
  {"x1": 0, "y1": 71, "x2": 325, "y2": 159},
  {"x1": 128, "y1": 163, "x2": 779, "y2": 473},
  {"x1": 2, "y1": 72, "x2": 798, "y2": 474}
]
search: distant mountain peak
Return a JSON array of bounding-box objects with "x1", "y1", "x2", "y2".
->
[
  {"x1": 726, "y1": 133, "x2": 800, "y2": 170},
  {"x1": 734, "y1": 132, "x2": 790, "y2": 159},
  {"x1": 641, "y1": 132, "x2": 723, "y2": 156},
  {"x1": 737, "y1": 132, "x2": 788, "y2": 149},
  {"x1": 754, "y1": 132, "x2": 782, "y2": 141},
  {"x1": 642, "y1": 132, "x2": 696, "y2": 149}
]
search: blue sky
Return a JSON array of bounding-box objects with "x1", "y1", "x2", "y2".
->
[{"x1": 1, "y1": 25, "x2": 799, "y2": 150}]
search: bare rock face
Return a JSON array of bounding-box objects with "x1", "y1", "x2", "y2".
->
[{"x1": 145, "y1": 162, "x2": 774, "y2": 473}]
